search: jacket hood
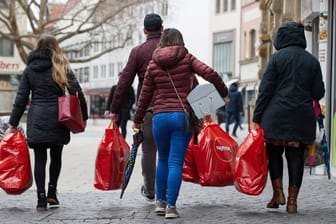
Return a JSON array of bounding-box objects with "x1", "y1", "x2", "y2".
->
[
  {"x1": 27, "y1": 48, "x2": 53, "y2": 72},
  {"x1": 152, "y1": 46, "x2": 188, "y2": 69},
  {"x1": 273, "y1": 22, "x2": 306, "y2": 50},
  {"x1": 229, "y1": 83, "x2": 238, "y2": 92}
]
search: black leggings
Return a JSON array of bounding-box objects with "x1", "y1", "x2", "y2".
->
[
  {"x1": 32, "y1": 144, "x2": 63, "y2": 193},
  {"x1": 266, "y1": 143, "x2": 305, "y2": 188}
]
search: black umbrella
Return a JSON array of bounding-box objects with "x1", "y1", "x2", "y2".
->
[
  {"x1": 120, "y1": 129, "x2": 144, "y2": 199},
  {"x1": 316, "y1": 105, "x2": 331, "y2": 180}
]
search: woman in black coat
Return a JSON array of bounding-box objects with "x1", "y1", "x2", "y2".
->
[
  {"x1": 7, "y1": 34, "x2": 88, "y2": 211},
  {"x1": 252, "y1": 22, "x2": 325, "y2": 214}
]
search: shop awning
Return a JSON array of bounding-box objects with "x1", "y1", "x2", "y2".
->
[{"x1": 84, "y1": 87, "x2": 110, "y2": 96}]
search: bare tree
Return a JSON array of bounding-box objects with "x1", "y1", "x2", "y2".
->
[{"x1": 0, "y1": 0, "x2": 166, "y2": 64}]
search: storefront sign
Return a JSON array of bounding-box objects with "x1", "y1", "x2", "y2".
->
[{"x1": 0, "y1": 60, "x2": 21, "y2": 72}]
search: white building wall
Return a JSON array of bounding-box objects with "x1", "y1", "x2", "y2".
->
[{"x1": 164, "y1": 0, "x2": 209, "y2": 63}]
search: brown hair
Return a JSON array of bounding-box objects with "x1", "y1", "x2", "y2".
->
[
  {"x1": 158, "y1": 28, "x2": 185, "y2": 48},
  {"x1": 35, "y1": 34, "x2": 71, "y2": 88}
]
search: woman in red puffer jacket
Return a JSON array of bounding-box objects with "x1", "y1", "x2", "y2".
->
[{"x1": 133, "y1": 28, "x2": 229, "y2": 219}]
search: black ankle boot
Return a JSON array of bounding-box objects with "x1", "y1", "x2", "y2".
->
[
  {"x1": 37, "y1": 192, "x2": 47, "y2": 211},
  {"x1": 47, "y1": 184, "x2": 59, "y2": 206}
]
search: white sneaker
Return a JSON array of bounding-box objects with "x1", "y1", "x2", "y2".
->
[
  {"x1": 155, "y1": 200, "x2": 166, "y2": 216},
  {"x1": 165, "y1": 205, "x2": 180, "y2": 219}
]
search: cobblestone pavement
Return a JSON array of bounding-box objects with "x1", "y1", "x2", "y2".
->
[{"x1": 1, "y1": 119, "x2": 335, "y2": 224}]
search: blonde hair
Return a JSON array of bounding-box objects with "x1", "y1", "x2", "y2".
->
[{"x1": 35, "y1": 34, "x2": 71, "y2": 88}]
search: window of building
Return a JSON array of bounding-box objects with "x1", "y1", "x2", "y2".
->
[
  {"x1": 0, "y1": 38, "x2": 14, "y2": 57},
  {"x1": 93, "y1": 41, "x2": 99, "y2": 53},
  {"x1": 100, "y1": 64, "x2": 106, "y2": 79},
  {"x1": 249, "y1": 29, "x2": 256, "y2": 58},
  {"x1": 231, "y1": 0, "x2": 236, "y2": 10},
  {"x1": 223, "y1": 0, "x2": 228, "y2": 12},
  {"x1": 83, "y1": 67, "x2": 89, "y2": 82},
  {"x1": 93, "y1": 65, "x2": 99, "y2": 79},
  {"x1": 0, "y1": 0, "x2": 8, "y2": 8},
  {"x1": 215, "y1": 0, "x2": 220, "y2": 14},
  {"x1": 213, "y1": 31, "x2": 234, "y2": 77},
  {"x1": 244, "y1": 31, "x2": 248, "y2": 59},
  {"x1": 117, "y1": 62, "x2": 123, "y2": 74},
  {"x1": 109, "y1": 63, "x2": 114, "y2": 78},
  {"x1": 161, "y1": 1, "x2": 168, "y2": 16}
]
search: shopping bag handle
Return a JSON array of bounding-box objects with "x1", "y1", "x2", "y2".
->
[{"x1": 107, "y1": 119, "x2": 117, "y2": 129}]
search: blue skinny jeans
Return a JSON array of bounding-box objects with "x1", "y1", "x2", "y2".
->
[{"x1": 152, "y1": 112, "x2": 192, "y2": 206}]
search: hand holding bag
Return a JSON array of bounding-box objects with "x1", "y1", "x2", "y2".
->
[
  {"x1": 58, "y1": 86, "x2": 85, "y2": 133},
  {"x1": 0, "y1": 130, "x2": 33, "y2": 194},
  {"x1": 232, "y1": 128, "x2": 268, "y2": 195}
]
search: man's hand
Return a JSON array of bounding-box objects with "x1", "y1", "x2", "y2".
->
[
  {"x1": 104, "y1": 110, "x2": 111, "y2": 118},
  {"x1": 110, "y1": 113, "x2": 119, "y2": 123}
]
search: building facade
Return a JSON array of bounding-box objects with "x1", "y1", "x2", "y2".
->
[
  {"x1": 209, "y1": 0, "x2": 241, "y2": 83},
  {"x1": 0, "y1": 2, "x2": 26, "y2": 115}
]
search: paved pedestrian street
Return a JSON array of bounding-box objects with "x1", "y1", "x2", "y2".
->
[{"x1": 1, "y1": 119, "x2": 335, "y2": 223}]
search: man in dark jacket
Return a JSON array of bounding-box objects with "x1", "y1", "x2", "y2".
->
[
  {"x1": 104, "y1": 85, "x2": 135, "y2": 138},
  {"x1": 110, "y1": 13, "x2": 163, "y2": 201},
  {"x1": 252, "y1": 22, "x2": 325, "y2": 214},
  {"x1": 225, "y1": 82, "x2": 243, "y2": 137}
]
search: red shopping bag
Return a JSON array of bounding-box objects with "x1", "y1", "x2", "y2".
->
[
  {"x1": 233, "y1": 128, "x2": 268, "y2": 195},
  {"x1": 182, "y1": 135, "x2": 200, "y2": 183},
  {"x1": 94, "y1": 121, "x2": 130, "y2": 190},
  {"x1": 58, "y1": 92, "x2": 85, "y2": 134},
  {"x1": 0, "y1": 131, "x2": 33, "y2": 194},
  {"x1": 194, "y1": 123, "x2": 238, "y2": 186}
]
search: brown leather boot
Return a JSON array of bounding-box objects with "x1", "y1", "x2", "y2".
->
[
  {"x1": 266, "y1": 179, "x2": 286, "y2": 208},
  {"x1": 287, "y1": 186, "x2": 299, "y2": 213}
]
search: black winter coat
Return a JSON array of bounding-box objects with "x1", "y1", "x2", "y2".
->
[
  {"x1": 9, "y1": 48, "x2": 88, "y2": 147},
  {"x1": 253, "y1": 22, "x2": 325, "y2": 143},
  {"x1": 226, "y1": 83, "x2": 243, "y2": 114}
]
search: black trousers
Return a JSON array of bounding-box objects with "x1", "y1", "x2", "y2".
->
[
  {"x1": 266, "y1": 142, "x2": 305, "y2": 188},
  {"x1": 32, "y1": 144, "x2": 63, "y2": 194}
]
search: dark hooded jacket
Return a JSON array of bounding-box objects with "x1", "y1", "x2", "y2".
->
[
  {"x1": 252, "y1": 22, "x2": 325, "y2": 143},
  {"x1": 133, "y1": 45, "x2": 228, "y2": 124},
  {"x1": 226, "y1": 83, "x2": 243, "y2": 114},
  {"x1": 9, "y1": 48, "x2": 88, "y2": 146}
]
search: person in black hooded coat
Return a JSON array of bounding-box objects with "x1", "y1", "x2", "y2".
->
[
  {"x1": 252, "y1": 22, "x2": 325, "y2": 214},
  {"x1": 7, "y1": 34, "x2": 88, "y2": 211}
]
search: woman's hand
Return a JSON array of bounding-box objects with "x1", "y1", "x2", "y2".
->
[
  {"x1": 5, "y1": 125, "x2": 17, "y2": 135},
  {"x1": 132, "y1": 122, "x2": 141, "y2": 131},
  {"x1": 224, "y1": 96, "x2": 230, "y2": 105},
  {"x1": 251, "y1": 122, "x2": 261, "y2": 130}
]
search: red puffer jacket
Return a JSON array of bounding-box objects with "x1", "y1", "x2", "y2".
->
[{"x1": 133, "y1": 45, "x2": 228, "y2": 124}]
